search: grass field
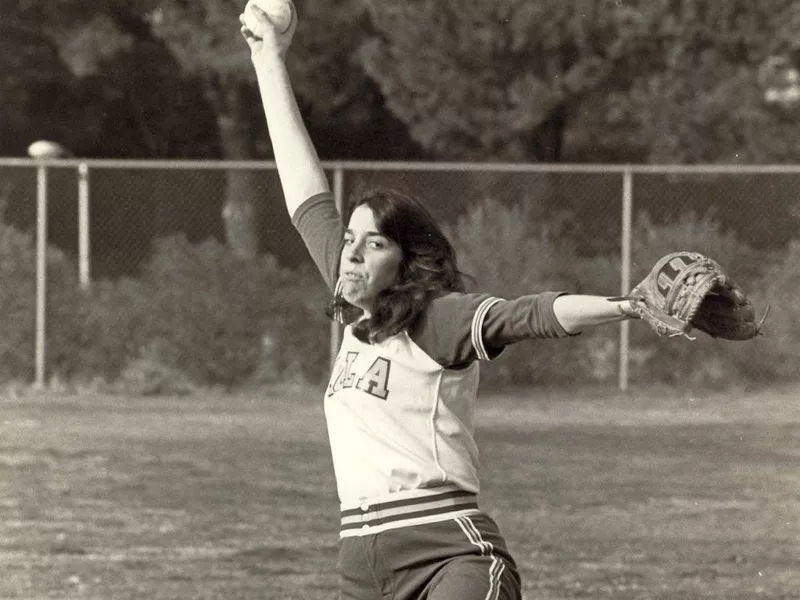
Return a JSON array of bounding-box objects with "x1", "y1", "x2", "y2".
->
[{"x1": 2, "y1": 383, "x2": 799, "y2": 599}]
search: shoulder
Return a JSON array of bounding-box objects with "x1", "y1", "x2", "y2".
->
[
  {"x1": 410, "y1": 291, "x2": 504, "y2": 367},
  {"x1": 290, "y1": 191, "x2": 339, "y2": 228},
  {"x1": 290, "y1": 192, "x2": 343, "y2": 291}
]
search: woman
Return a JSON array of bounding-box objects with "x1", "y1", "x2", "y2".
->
[{"x1": 240, "y1": 7, "x2": 638, "y2": 599}]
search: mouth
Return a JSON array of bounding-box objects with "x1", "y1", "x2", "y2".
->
[{"x1": 342, "y1": 272, "x2": 364, "y2": 281}]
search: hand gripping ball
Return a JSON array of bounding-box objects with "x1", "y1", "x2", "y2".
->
[{"x1": 244, "y1": 0, "x2": 295, "y2": 35}]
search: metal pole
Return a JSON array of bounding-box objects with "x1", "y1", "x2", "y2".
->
[
  {"x1": 35, "y1": 165, "x2": 48, "y2": 388},
  {"x1": 78, "y1": 163, "x2": 91, "y2": 288},
  {"x1": 619, "y1": 169, "x2": 633, "y2": 392},
  {"x1": 330, "y1": 167, "x2": 345, "y2": 371}
]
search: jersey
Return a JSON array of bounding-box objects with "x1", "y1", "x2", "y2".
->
[{"x1": 292, "y1": 193, "x2": 571, "y2": 531}]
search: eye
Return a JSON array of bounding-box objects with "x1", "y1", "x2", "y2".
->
[{"x1": 368, "y1": 240, "x2": 385, "y2": 249}]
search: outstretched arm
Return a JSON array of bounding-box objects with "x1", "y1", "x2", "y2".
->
[
  {"x1": 240, "y1": 6, "x2": 329, "y2": 218},
  {"x1": 552, "y1": 295, "x2": 637, "y2": 334}
]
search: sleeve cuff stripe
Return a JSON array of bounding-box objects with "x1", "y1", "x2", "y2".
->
[{"x1": 471, "y1": 297, "x2": 503, "y2": 361}]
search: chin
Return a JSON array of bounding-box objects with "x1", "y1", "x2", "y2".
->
[{"x1": 342, "y1": 292, "x2": 368, "y2": 312}]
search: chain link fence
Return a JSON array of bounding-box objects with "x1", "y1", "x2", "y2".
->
[{"x1": 1, "y1": 159, "x2": 798, "y2": 389}]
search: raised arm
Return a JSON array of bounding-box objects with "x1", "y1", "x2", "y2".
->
[{"x1": 240, "y1": 5, "x2": 329, "y2": 218}]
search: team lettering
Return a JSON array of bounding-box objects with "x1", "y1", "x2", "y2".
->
[{"x1": 327, "y1": 351, "x2": 391, "y2": 400}]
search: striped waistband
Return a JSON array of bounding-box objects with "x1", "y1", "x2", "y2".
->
[{"x1": 340, "y1": 487, "x2": 480, "y2": 537}]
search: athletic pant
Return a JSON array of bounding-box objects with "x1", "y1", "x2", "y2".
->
[{"x1": 337, "y1": 489, "x2": 521, "y2": 600}]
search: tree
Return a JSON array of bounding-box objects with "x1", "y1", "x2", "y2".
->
[
  {"x1": 360, "y1": 0, "x2": 642, "y2": 162},
  {"x1": 587, "y1": 0, "x2": 800, "y2": 163},
  {"x1": 0, "y1": 8, "x2": 80, "y2": 155},
  {"x1": 24, "y1": 0, "x2": 402, "y2": 256},
  {"x1": 360, "y1": 0, "x2": 800, "y2": 164},
  {"x1": 5, "y1": 0, "x2": 271, "y2": 255},
  {"x1": 285, "y1": 0, "x2": 423, "y2": 161}
]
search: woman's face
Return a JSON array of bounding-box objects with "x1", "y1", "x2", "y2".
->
[{"x1": 340, "y1": 204, "x2": 403, "y2": 316}]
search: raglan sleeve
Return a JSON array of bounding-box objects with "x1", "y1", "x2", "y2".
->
[
  {"x1": 411, "y1": 291, "x2": 574, "y2": 368},
  {"x1": 291, "y1": 192, "x2": 344, "y2": 292}
]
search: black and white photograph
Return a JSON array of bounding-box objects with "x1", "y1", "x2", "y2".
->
[{"x1": 1, "y1": 1, "x2": 798, "y2": 598}]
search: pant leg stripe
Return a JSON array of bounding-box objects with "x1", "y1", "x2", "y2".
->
[{"x1": 455, "y1": 516, "x2": 505, "y2": 600}]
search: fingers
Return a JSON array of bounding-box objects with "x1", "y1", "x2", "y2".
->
[
  {"x1": 239, "y1": 13, "x2": 255, "y2": 40},
  {"x1": 240, "y1": 12, "x2": 262, "y2": 45},
  {"x1": 240, "y1": 24, "x2": 257, "y2": 43},
  {"x1": 250, "y1": 5, "x2": 268, "y2": 20},
  {"x1": 239, "y1": 3, "x2": 296, "y2": 57},
  {"x1": 243, "y1": 4, "x2": 275, "y2": 31}
]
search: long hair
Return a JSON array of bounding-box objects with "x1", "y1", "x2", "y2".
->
[{"x1": 328, "y1": 188, "x2": 467, "y2": 342}]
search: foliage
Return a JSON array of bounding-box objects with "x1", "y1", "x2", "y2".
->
[
  {"x1": 361, "y1": 0, "x2": 619, "y2": 160},
  {"x1": 7, "y1": 0, "x2": 800, "y2": 164},
  {"x1": 0, "y1": 215, "x2": 78, "y2": 380},
  {"x1": 71, "y1": 39, "x2": 220, "y2": 158},
  {"x1": 444, "y1": 196, "x2": 579, "y2": 297},
  {"x1": 361, "y1": 0, "x2": 800, "y2": 163},
  {"x1": 444, "y1": 196, "x2": 599, "y2": 385},
  {"x1": 443, "y1": 195, "x2": 795, "y2": 388},
  {"x1": 0, "y1": 205, "x2": 329, "y2": 388},
  {"x1": 0, "y1": 188, "x2": 797, "y2": 390},
  {"x1": 0, "y1": 14, "x2": 78, "y2": 155},
  {"x1": 129, "y1": 234, "x2": 329, "y2": 387},
  {"x1": 740, "y1": 240, "x2": 800, "y2": 380},
  {"x1": 593, "y1": 0, "x2": 800, "y2": 163}
]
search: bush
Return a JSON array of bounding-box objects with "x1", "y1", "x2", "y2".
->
[
  {"x1": 1, "y1": 194, "x2": 795, "y2": 392},
  {"x1": 87, "y1": 235, "x2": 331, "y2": 388},
  {"x1": 726, "y1": 239, "x2": 800, "y2": 382},
  {"x1": 443, "y1": 198, "x2": 790, "y2": 389},
  {"x1": 0, "y1": 212, "x2": 330, "y2": 388},
  {"x1": 445, "y1": 197, "x2": 597, "y2": 386},
  {"x1": 0, "y1": 218, "x2": 79, "y2": 381}
]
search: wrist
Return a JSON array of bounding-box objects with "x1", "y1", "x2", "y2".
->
[
  {"x1": 608, "y1": 296, "x2": 639, "y2": 319},
  {"x1": 251, "y1": 51, "x2": 286, "y2": 73},
  {"x1": 617, "y1": 299, "x2": 639, "y2": 319}
]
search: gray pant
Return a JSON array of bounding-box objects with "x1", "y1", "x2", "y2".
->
[{"x1": 337, "y1": 513, "x2": 522, "y2": 600}]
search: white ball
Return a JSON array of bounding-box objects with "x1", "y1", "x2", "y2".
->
[
  {"x1": 244, "y1": 0, "x2": 295, "y2": 35},
  {"x1": 27, "y1": 140, "x2": 70, "y2": 158}
]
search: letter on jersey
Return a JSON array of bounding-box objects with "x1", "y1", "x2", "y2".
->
[
  {"x1": 356, "y1": 357, "x2": 390, "y2": 400},
  {"x1": 328, "y1": 351, "x2": 358, "y2": 396}
]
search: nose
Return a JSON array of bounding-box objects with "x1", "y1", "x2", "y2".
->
[{"x1": 343, "y1": 240, "x2": 363, "y2": 263}]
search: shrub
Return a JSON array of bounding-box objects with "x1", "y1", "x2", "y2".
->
[
  {"x1": 726, "y1": 239, "x2": 800, "y2": 382},
  {"x1": 443, "y1": 198, "x2": 787, "y2": 389},
  {"x1": 100, "y1": 234, "x2": 330, "y2": 388},
  {"x1": 0, "y1": 218, "x2": 79, "y2": 381},
  {"x1": 444, "y1": 197, "x2": 595, "y2": 386},
  {"x1": 1, "y1": 193, "x2": 793, "y2": 391},
  {"x1": 13, "y1": 230, "x2": 330, "y2": 389}
]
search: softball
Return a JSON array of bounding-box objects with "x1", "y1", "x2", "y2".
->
[{"x1": 244, "y1": 0, "x2": 295, "y2": 35}]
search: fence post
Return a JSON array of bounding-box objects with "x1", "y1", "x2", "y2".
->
[
  {"x1": 331, "y1": 165, "x2": 345, "y2": 372},
  {"x1": 34, "y1": 164, "x2": 49, "y2": 388},
  {"x1": 619, "y1": 169, "x2": 633, "y2": 391},
  {"x1": 78, "y1": 163, "x2": 91, "y2": 288}
]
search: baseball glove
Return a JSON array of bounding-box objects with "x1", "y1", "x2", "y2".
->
[{"x1": 623, "y1": 251, "x2": 765, "y2": 340}]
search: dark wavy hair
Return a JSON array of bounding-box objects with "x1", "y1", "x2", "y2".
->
[{"x1": 328, "y1": 188, "x2": 467, "y2": 342}]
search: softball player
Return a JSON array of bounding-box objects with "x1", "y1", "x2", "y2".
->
[{"x1": 241, "y1": 8, "x2": 638, "y2": 599}]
